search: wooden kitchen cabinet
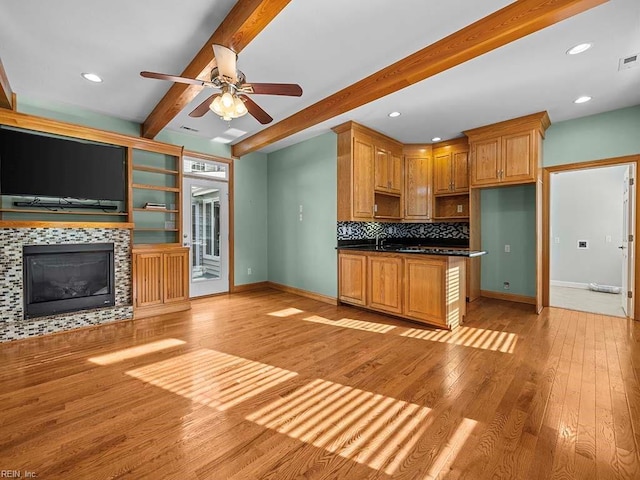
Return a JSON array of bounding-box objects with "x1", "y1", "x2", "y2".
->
[
  {"x1": 338, "y1": 253, "x2": 367, "y2": 305},
  {"x1": 133, "y1": 245, "x2": 190, "y2": 318},
  {"x1": 334, "y1": 121, "x2": 403, "y2": 221},
  {"x1": 403, "y1": 145, "x2": 432, "y2": 221},
  {"x1": 338, "y1": 251, "x2": 465, "y2": 329},
  {"x1": 375, "y1": 146, "x2": 403, "y2": 194},
  {"x1": 368, "y1": 255, "x2": 403, "y2": 314},
  {"x1": 466, "y1": 111, "x2": 550, "y2": 187},
  {"x1": 433, "y1": 138, "x2": 469, "y2": 195},
  {"x1": 404, "y1": 256, "x2": 466, "y2": 329}
]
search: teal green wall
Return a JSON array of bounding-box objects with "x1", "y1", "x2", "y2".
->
[
  {"x1": 267, "y1": 133, "x2": 337, "y2": 297},
  {"x1": 480, "y1": 185, "x2": 536, "y2": 296},
  {"x1": 18, "y1": 97, "x2": 141, "y2": 137},
  {"x1": 481, "y1": 105, "x2": 640, "y2": 296},
  {"x1": 235, "y1": 152, "x2": 269, "y2": 285},
  {"x1": 544, "y1": 105, "x2": 640, "y2": 166},
  {"x1": 18, "y1": 97, "x2": 232, "y2": 157}
]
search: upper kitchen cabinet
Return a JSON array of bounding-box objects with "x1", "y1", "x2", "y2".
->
[
  {"x1": 333, "y1": 121, "x2": 403, "y2": 221},
  {"x1": 403, "y1": 145, "x2": 432, "y2": 222},
  {"x1": 465, "y1": 111, "x2": 550, "y2": 187},
  {"x1": 433, "y1": 138, "x2": 469, "y2": 195},
  {"x1": 375, "y1": 145, "x2": 403, "y2": 195}
]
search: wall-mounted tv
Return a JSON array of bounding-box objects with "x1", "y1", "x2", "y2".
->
[{"x1": 0, "y1": 127, "x2": 126, "y2": 201}]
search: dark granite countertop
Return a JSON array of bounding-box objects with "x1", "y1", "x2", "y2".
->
[{"x1": 336, "y1": 239, "x2": 487, "y2": 257}]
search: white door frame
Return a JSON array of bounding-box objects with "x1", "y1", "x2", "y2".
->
[{"x1": 543, "y1": 155, "x2": 639, "y2": 320}]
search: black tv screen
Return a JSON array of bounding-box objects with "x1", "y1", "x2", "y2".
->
[{"x1": 0, "y1": 127, "x2": 126, "y2": 201}]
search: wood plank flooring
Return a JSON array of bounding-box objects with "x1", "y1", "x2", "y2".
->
[{"x1": 1, "y1": 288, "x2": 639, "y2": 479}]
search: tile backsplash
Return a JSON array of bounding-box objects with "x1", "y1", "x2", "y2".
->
[{"x1": 337, "y1": 221, "x2": 469, "y2": 241}]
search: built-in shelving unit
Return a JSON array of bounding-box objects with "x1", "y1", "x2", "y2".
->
[{"x1": 129, "y1": 148, "x2": 183, "y2": 245}]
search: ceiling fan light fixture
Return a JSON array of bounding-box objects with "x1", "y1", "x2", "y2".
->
[{"x1": 209, "y1": 92, "x2": 249, "y2": 121}]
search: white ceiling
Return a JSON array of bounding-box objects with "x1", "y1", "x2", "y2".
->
[{"x1": 1, "y1": 0, "x2": 639, "y2": 154}]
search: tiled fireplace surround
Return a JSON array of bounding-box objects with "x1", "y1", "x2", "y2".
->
[{"x1": 0, "y1": 227, "x2": 133, "y2": 342}]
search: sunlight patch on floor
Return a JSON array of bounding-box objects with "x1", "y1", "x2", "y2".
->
[
  {"x1": 88, "y1": 338, "x2": 186, "y2": 365},
  {"x1": 246, "y1": 378, "x2": 431, "y2": 474},
  {"x1": 424, "y1": 417, "x2": 477, "y2": 479},
  {"x1": 401, "y1": 326, "x2": 517, "y2": 353},
  {"x1": 268, "y1": 307, "x2": 304, "y2": 317},
  {"x1": 126, "y1": 349, "x2": 297, "y2": 410},
  {"x1": 303, "y1": 315, "x2": 396, "y2": 333}
]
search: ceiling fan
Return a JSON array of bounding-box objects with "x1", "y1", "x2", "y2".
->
[{"x1": 141, "y1": 44, "x2": 302, "y2": 125}]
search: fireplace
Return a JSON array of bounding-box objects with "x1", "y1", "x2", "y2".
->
[{"x1": 23, "y1": 243, "x2": 115, "y2": 319}]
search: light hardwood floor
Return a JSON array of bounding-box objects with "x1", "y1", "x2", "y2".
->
[{"x1": 1, "y1": 288, "x2": 639, "y2": 479}]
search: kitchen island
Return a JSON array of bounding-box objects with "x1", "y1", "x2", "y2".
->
[{"x1": 337, "y1": 244, "x2": 487, "y2": 330}]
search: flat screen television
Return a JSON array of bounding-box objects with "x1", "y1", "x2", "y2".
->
[{"x1": 0, "y1": 127, "x2": 126, "y2": 201}]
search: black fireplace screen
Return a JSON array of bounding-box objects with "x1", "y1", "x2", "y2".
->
[{"x1": 23, "y1": 243, "x2": 115, "y2": 318}]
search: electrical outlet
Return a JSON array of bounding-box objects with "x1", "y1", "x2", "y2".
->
[
  {"x1": 299, "y1": 205, "x2": 303, "y2": 213},
  {"x1": 606, "y1": 235, "x2": 612, "y2": 243},
  {"x1": 503, "y1": 282, "x2": 510, "y2": 290},
  {"x1": 554, "y1": 237, "x2": 560, "y2": 244},
  {"x1": 504, "y1": 244, "x2": 511, "y2": 253},
  {"x1": 457, "y1": 204, "x2": 463, "y2": 213},
  {"x1": 247, "y1": 267, "x2": 252, "y2": 275},
  {"x1": 299, "y1": 214, "x2": 303, "y2": 222}
]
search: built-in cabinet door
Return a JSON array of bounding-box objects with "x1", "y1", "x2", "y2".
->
[
  {"x1": 433, "y1": 152, "x2": 452, "y2": 194},
  {"x1": 164, "y1": 249, "x2": 189, "y2": 303},
  {"x1": 134, "y1": 252, "x2": 163, "y2": 307},
  {"x1": 502, "y1": 131, "x2": 533, "y2": 183},
  {"x1": 374, "y1": 147, "x2": 389, "y2": 192},
  {"x1": 389, "y1": 152, "x2": 403, "y2": 194},
  {"x1": 404, "y1": 258, "x2": 446, "y2": 326},
  {"x1": 368, "y1": 256, "x2": 403, "y2": 314},
  {"x1": 353, "y1": 137, "x2": 375, "y2": 218},
  {"x1": 338, "y1": 253, "x2": 367, "y2": 305},
  {"x1": 452, "y1": 151, "x2": 469, "y2": 193},
  {"x1": 404, "y1": 154, "x2": 431, "y2": 220},
  {"x1": 471, "y1": 138, "x2": 501, "y2": 186}
]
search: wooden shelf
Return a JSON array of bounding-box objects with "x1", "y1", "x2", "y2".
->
[
  {"x1": 133, "y1": 208, "x2": 179, "y2": 213},
  {"x1": 0, "y1": 208, "x2": 127, "y2": 216},
  {"x1": 132, "y1": 183, "x2": 179, "y2": 192},
  {"x1": 433, "y1": 216, "x2": 470, "y2": 221},
  {"x1": 133, "y1": 165, "x2": 179, "y2": 175},
  {"x1": 0, "y1": 221, "x2": 134, "y2": 229},
  {"x1": 134, "y1": 227, "x2": 179, "y2": 232},
  {"x1": 435, "y1": 191, "x2": 470, "y2": 198}
]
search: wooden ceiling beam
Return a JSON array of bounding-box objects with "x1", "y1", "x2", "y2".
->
[
  {"x1": 0, "y1": 57, "x2": 14, "y2": 110},
  {"x1": 141, "y1": 0, "x2": 292, "y2": 139},
  {"x1": 232, "y1": 0, "x2": 608, "y2": 157}
]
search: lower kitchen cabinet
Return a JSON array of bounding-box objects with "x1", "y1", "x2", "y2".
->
[
  {"x1": 133, "y1": 244, "x2": 191, "y2": 319},
  {"x1": 368, "y1": 255, "x2": 403, "y2": 315},
  {"x1": 338, "y1": 251, "x2": 466, "y2": 329},
  {"x1": 338, "y1": 253, "x2": 367, "y2": 305},
  {"x1": 404, "y1": 257, "x2": 466, "y2": 329}
]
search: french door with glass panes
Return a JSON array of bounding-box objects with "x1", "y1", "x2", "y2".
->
[{"x1": 182, "y1": 160, "x2": 229, "y2": 297}]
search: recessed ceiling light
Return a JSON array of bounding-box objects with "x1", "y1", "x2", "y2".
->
[
  {"x1": 212, "y1": 136, "x2": 232, "y2": 144},
  {"x1": 574, "y1": 96, "x2": 592, "y2": 104},
  {"x1": 566, "y1": 43, "x2": 593, "y2": 55},
  {"x1": 431, "y1": 137, "x2": 442, "y2": 142},
  {"x1": 81, "y1": 72, "x2": 103, "y2": 83},
  {"x1": 388, "y1": 111, "x2": 401, "y2": 118}
]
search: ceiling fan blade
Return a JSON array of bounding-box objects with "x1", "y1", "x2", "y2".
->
[
  {"x1": 140, "y1": 71, "x2": 216, "y2": 88},
  {"x1": 213, "y1": 44, "x2": 237, "y2": 83},
  {"x1": 239, "y1": 95, "x2": 273, "y2": 124},
  {"x1": 243, "y1": 83, "x2": 303, "y2": 96},
  {"x1": 189, "y1": 94, "x2": 217, "y2": 118}
]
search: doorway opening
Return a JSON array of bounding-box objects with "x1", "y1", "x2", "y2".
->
[
  {"x1": 548, "y1": 163, "x2": 635, "y2": 317},
  {"x1": 183, "y1": 157, "x2": 230, "y2": 297}
]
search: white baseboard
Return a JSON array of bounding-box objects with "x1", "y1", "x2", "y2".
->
[{"x1": 550, "y1": 280, "x2": 589, "y2": 289}]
